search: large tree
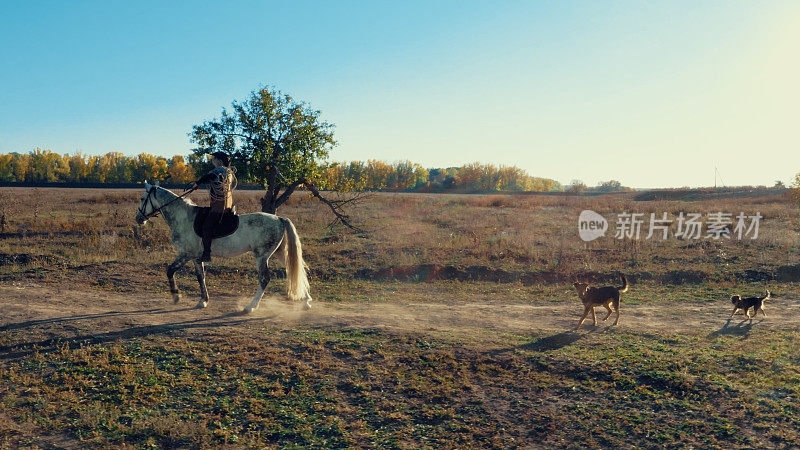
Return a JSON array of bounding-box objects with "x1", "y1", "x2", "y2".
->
[{"x1": 190, "y1": 87, "x2": 356, "y2": 227}]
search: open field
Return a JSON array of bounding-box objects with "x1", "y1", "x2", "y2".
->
[{"x1": 1, "y1": 187, "x2": 800, "y2": 448}]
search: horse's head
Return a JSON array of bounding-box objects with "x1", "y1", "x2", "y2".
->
[{"x1": 135, "y1": 180, "x2": 160, "y2": 225}]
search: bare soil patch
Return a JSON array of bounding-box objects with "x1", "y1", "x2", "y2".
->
[{"x1": 2, "y1": 282, "x2": 798, "y2": 351}]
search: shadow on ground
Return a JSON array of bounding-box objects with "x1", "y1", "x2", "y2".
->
[
  {"x1": 0, "y1": 307, "x2": 194, "y2": 332},
  {"x1": 0, "y1": 309, "x2": 270, "y2": 361},
  {"x1": 521, "y1": 331, "x2": 584, "y2": 352},
  {"x1": 707, "y1": 317, "x2": 763, "y2": 338},
  {"x1": 489, "y1": 330, "x2": 584, "y2": 355}
]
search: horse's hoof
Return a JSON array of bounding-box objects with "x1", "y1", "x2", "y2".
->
[
  {"x1": 173, "y1": 294, "x2": 181, "y2": 304},
  {"x1": 243, "y1": 306, "x2": 253, "y2": 314},
  {"x1": 196, "y1": 301, "x2": 207, "y2": 309},
  {"x1": 303, "y1": 301, "x2": 312, "y2": 310}
]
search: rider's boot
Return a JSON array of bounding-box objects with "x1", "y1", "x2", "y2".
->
[
  {"x1": 201, "y1": 232, "x2": 213, "y2": 262},
  {"x1": 201, "y1": 210, "x2": 222, "y2": 263}
]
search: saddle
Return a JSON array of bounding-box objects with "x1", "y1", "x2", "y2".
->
[{"x1": 193, "y1": 207, "x2": 240, "y2": 239}]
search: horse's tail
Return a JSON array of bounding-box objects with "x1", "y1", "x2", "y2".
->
[{"x1": 279, "y1": 217, "x2": 311, "y2": 302}]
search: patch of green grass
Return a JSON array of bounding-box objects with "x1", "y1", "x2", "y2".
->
[
  {"x1": 1, "y1": 326, "x2": 800, "y2": 447},
  {"x1": 514, "y1": 328, "x2": 800, "y2": 446}
]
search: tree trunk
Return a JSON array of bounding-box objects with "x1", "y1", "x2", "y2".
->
[
  {"x1": 261, "y1": 179, "x2": 303, "y2": 215},
  {"x1": 260, "y1": 194, "x2": 278, "y2": 214}
]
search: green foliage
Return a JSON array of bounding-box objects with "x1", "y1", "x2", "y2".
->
[
  {"x1": 189, "y1": 87, "x2": 336, "y2": 191},
  {"x1": 594, "y1": 179, "x2": 623, "y2": 192},
  {"x1": 587, "y1": 179, "x2": 634, "y2": 193},
  {"x1": 567, "y1": 179, "x2": 587, "y2": 193}
]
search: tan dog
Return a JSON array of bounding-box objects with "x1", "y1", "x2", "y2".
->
[
  {"x1": 730, "y1": 289, "x2": 770, "y2": 319},
  {"x1": 572, "y1": 275, "x2": 628, "y2": 330}
]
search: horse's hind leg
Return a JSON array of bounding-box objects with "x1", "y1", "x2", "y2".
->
[
  {"x1": 244, "y1": 256, "x2": 269, "y2": 314},
  {"x1": 193, "y1": 260, "x2": 209, "y2": 309},
  {"x1": 167, "y1": 254, "x2": 191, "y2": 303}
]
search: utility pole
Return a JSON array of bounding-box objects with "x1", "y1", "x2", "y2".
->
[{"x1": 714, "y1": 167, "x2": 726, "y2": 188}]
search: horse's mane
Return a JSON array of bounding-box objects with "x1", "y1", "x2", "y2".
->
[{"x1": 154, "y1": 186, "x2": 196, "y2": 206}]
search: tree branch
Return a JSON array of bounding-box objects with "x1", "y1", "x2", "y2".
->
[
  {"x1": 217, "y1": 132, "x2": 250, "y2": 139},
  {"x1": 299, "y1": 178, "x2": 364, "y2": 230},
  {"x1": 274, "y1": 179, "x2": 304, "y2": 208}
]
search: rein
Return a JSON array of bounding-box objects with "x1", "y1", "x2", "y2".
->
[{"x1": 138, "y1": 187, "x2": 195, "y2": 220}]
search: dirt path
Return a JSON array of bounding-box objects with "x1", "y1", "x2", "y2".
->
[{"x1": 2, "y1": 282, "x2": 799, "y2": 353}]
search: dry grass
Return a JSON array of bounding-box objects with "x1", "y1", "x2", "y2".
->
[{"x1": 0, "y1": 187, "x2": 797, "y2": 284}]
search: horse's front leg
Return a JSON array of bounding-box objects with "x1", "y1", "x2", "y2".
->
[
  {"x1": 193, "y1": 260, "x2": 209, "y2": 309},
  {"x1": 166, "y1": 254, "x2": 192, "y2": 303}
]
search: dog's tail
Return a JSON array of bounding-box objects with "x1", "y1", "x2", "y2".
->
[{"x1": 618, "y1": 275, "x2": 629, "y2": 293}]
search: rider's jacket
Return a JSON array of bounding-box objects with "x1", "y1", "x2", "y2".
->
[{"x1": 196, "y1": 166, "x2": 235, "y2": 212}]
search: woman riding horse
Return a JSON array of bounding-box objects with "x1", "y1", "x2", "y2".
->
[
  {"x1": 136, "y1": 180, "x2": 312, "y2": 311},
  {"x1": 187, "y1": 151, "x2": 236, "y2": 262}
]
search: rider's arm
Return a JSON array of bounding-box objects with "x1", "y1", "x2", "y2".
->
[
  {"x1": 194, "y1": 172, "x2": 215, "y2": 185},
  {"x1": 187, "y1": 173, "x2": 212, "y2": 191}
]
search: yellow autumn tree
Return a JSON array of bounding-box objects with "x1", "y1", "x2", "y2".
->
[
  {"x1": 66, "y1": 152, "x2": 92, "y2": 182},
  {"x1": 27, "y1": 148, "x2": 68, "y2": 182},
  {"x1": 365, "y1": 160, "x2": 392, "y2": 190},
  {"x1": 131, "y1": 153, "x2": 168, "y2": 182},
  {"x1": 10, "y1": 153, "x2": 30, "y2": 181},
  {"x1": 0, "y1": 154, "x2": 13, "y2": 181},
  {"x1": 167, "y1": 155, "x2": 196, "y2": 183}
]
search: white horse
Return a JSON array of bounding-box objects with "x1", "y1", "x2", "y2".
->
[{"x1": 134, "y1": 181, "x2": 312, "y2": 312}]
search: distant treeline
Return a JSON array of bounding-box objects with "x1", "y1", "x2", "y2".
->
[
  {"x1": 317, "y1": 161, "x2": 564, "y2": 192},
  {"x1": 0, "y1": 149, "x2": 634, "y2": 193},
  {"x1": 0, "y1": 149, "x2": 197, "y2": 184}
]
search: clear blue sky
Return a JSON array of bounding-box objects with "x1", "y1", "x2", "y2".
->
[{"x1": 1, "y1": 1, "x2": 798, "y2": 188}]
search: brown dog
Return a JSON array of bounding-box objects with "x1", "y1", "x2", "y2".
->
[
  {"x1": 572, "y1": 275, "x2": 628, "y2": 330},
  {"x1": 730, "y1": 289, "x2": 770, "y2": 319}
]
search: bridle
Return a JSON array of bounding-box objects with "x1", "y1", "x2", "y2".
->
[
  {"x1": 138, "y1": 186, "x2": 195, "y2": 220},
  {"x1": 137, "y1": 187, "x2": 160, "y2": 220}
]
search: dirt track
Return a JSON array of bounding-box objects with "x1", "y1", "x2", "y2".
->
[{"x1": 2, "y1": 282, "x2": 799, "y2": 354}]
